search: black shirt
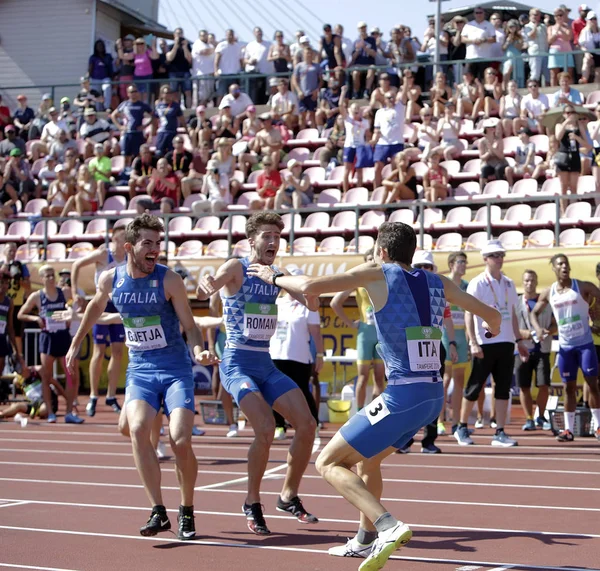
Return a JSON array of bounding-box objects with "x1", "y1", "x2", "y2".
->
[
  {"x1": 165, "y1": 149, "x2": 193, "y2": 175},
  {"x1": 132, "y1": 156, "x2": 158, "y2": 176},
  {"x1": 167, "y1": 39, "x2": 192, "y2": 73}
]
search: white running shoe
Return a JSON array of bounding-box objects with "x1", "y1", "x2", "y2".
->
[
  {"x1": 359, "y1": 522, "x2": 412, "y2": 571},
  {"x1": 328, "y1": 538, "x2": 374, "y2": 558},
  {"x1": 474, "y1": 418, "x2": 485, "y2": 429},
  {"x1": 14, "y1": 413, "x2": 28, "y2": 428},
  {"x1": 47, "y1": 414, "x2": 57, "y2": 424},
  {"x1": 192, "y1": 426, "x2": 205, "y2": 436},
  {"x1": 274, "y1": 427, "x2": 286, "y2": 440},
  {"x1": 156, "y1": 441, "x2": 168, "y2": 459},
  {"x1": 226, "y1": 424, "x2": 238, "y2": 438}
]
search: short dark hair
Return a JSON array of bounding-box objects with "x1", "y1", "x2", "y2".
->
[
  {"x1": 245, "y1": 212, "x2": 284, "y2": 238},
  {"x1": 447, "y1": 251, "x2": 467, "y2": 267},
  {"x1": 550, "y1": 253, "x2": 568, "y2": 266},
  {"x1": 523, "y1": 269, "x2": 538, "y2": 278},
  {"x1": 126, "y1": 214, "x2": 164, "y2": 245},
  {"x1": 363, "y1": 248, "x2": 374, "y2": 262},
  {"x1": 376, "y1": 222, "x2": 416, "y2": 265},
  {"x1": 596, "y1": 262, "x2": 600, "y2": 275}
]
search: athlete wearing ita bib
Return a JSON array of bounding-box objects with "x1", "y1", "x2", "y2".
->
[
  {"x1": 196, "y1": 212, "x2": 320, "y2": 536},
  {"x1": 247, "y1": 221, "x2": 501, "y2": 570},
  {"x1": 531, "y1": 254, "x2": 600, "y2": 441},
  {"x1": 66, "y1": 214, "x2": 218, "y2": 540}
]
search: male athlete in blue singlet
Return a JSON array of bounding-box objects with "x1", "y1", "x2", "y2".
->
[
  {"x1": 248, "y1": 222, "x2": 501, "y2": 571},
  {"x1": 67, "y1": 214, "x2": 217, "y2": 540},
  {"x1": 531, "y1": 253, "x2": 600, "y2": 442},
  {"x1": 196, "y1": 211, "x2": 320, "y2": 535}
]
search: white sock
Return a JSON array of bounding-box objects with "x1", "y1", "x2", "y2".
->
[
  {"x1": 564, "y1": 411, "x2": 576, "y2": 432},
  {"x1": 591, "y1": 409, "x2": 600, "y2": 429}
]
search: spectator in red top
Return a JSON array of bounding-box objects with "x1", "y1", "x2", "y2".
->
[
  {"x1": 136, "y1": 157, "x2": 180, "y2": 214},
  {"x1": 251, "y1": 156, "x2": 281, "y2": 210},
  {"x1": 573, "y1": 4, "x2": 591, "y2": 45},
  {"x1": 0, "y1": 95, "x2": 11, "y2": 131}
]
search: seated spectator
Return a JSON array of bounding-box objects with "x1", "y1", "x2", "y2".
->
[
  {"x1": 79, "y1": 107, "x2": 116, "y2": 158},
  {"x1": 36, "y1": 107, "x2": 69, "y2": 158},
  {"x1": 0, "y1": 95, "x2": 11, "y2": 132},
  {"x1": 219, "y1": 83, "x2": 253, "y2": 134},
  {"x1": 46, "y1": 165, "x2": 72, "y2": 217},
  {"x1": 88, "y1": 39, "x2": 114, "y2": 111},
  {"x1": 37, "y1": 156, "x2": 59, "y2": 192},
  {"x1": 58, "y1": 97, "x2": 77, "y2": 136},
  {"x1": 73, "y1": 75, "x2": 104, "y2": 113},
  {"x1": 478, "y1": 120, "x2": 508, "y2": 189},
  {"x1": 382, "y1": 150, "x2": 418, "y2": 202},
  {"x1": 513, "y1": 80, "x2": 549, "y2": 135},
  {"x1": 421, "y1": 18, "x2": 450, "y2": 88},
  {"x1": 433, "y1": 101, "x2": 462, "y2": 160},
  {"x1": 268, "y1": 30, "x2": 292, "y2": 73},
  {"x1": 128, "y1": 144, "x2": 157, "y2": 199},
  {"x1": 239, "y1": 113, "x2": 284, "y2": 177},
  {"x1": 62, "y1": 149, "x2": 80, "y2": 180},
  {"x1": 369, "y1": 73, "x2": 397, "y2": 111},
  {"x1": 319, "y1": 114, "x2": 346, "y2": 169},
  {"x1": 316, "y1": 68, "x2": 346, "y2": 132},
  {"x1": 292, "y1": 46, "x2": 322, "y2": 129},
  {"x1": 430, "y1": 71, "x2": 453, "y2": 118},
  {"x1": 506, "y1": 127, "x2": 536, "y2": 185},
  {"x1": 155, "y1": 86, "x2": 185, "y2": 156},
  {"x1": 214, "y1": 103, "x2": 238, "y2": 140},
  {"x1": 193, "y1": 142, "x2": 211, "y2": 175},
  {"x1": 242, "y1": 105, "x2": 261, "y2": 140},
  {"x1": 551, "y1": 72, "x2": 584, "y2": 106},
  {"x1": 187, "y1": 105, "x2": 213, "y2": 148},
  {"x1": 136, "y1": 158, "x2": 180, "y2": 214},
  {"x1": 579, "y1": 11, "x2": 600, "y2": 84},
  {"x1": 532, "y1": 136, "x2": 558, "y2": 179},
  {"x1": 350, "y1": 22, "x2": 377, "y2": 99},
  {"x1": 499, "y1": 80, "x2": 522, "y2": 137},
  {"x1": 12, "y1": 95, "x2": 35, "y2": 141},
  {"x1": 167, "y1": 28, "x2": 193, "y2": 109},
  {"x1": 28, "y1": 93, "x2": 53, "y2": 144},
  {"x1": 1, "y1": 148, "x2": 33, "y2": 212},
  {"x1": 165, "y1": 136, "x2": 199, "y2": 199},
  {"x1": 49, "y1": 130, "x2": 77, "y2": 163},
  {"x1": 270, "y1": 78, "x2": 299, "y2": 131},
  {"x1": 252, "y1": 156, "x2": 281, "y2": 209},
  {"x1": 481, "y1": 67, "x2": 502, "y2": 119},
  {"x1": 423, "y1": 150, "x2": 448, "y2": 202},
  {"x1": 403, "y1": 70, "x2": 422, "y2": 120},
  {"x1": 211, "y1": 138, "x2": 240, "y2": 199},
  {"x1": 0, "y1": 126, "x2": 26, "y2": 158},
  {"x1": 275, "y1": 158, "x2": 313, "y2": 209},
  {"x1": 61, "y1": 164, "x2": 100, "y2": 216},
  {"x1": 455, "y1": 70, "x2": 482, "y2": 120},
  {"x1": 409, "y1": 107, "x2": 438, "y2": 161},
  {"x1": 195, "y1": 159, "x2": 232, "y2": 213},
  {"x1": 88, "y1": 143, "x2": 111, "y2": 208}
]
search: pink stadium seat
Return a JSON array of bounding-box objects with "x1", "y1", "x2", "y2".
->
[
  {"x1": 522, "y1": 203, "x2": 557, "y2": 228},
  {"x1": 462, "y1": 205, "x2": 501, "y2": 230},
  {"x1": 342, "y1": 187, "x2": 369, "y2": 205},
  {"x1": 347, "y1": 235, "x2": 375, "y2": 253},
  {"x1": 181, "y1": 194, "x2": 207, "y2": 211},
  {"x1": 318, "y1": 236, "x2": 345, "y2": 255},
  {"x1": 303, "y1": 167, "x2": 326, "y2": 186},
  {"x1": 114, "y1": 217, "x2": 134, "y2": 229},
  {"x1": 560, "y1": 202, "x2": 592, "y2": 226},
  {"x1": 194, "y1": 216, "x2": 221, "y2": 234},
  {"x1": 31, "y1": 158, "x2": 45, "y2": 177},
  {"x1": 234, "y1": 192, "x2": 260, "y2": 209},
  {"x1": 361, "y1": 167, "x2": 375, "y2": 185},
  {"x1": 24, "y1": 198, "x2": 48, "y2": 216},
  {"x1": 311, "y1": 147, "x2": 326, "y2": 164},
  {"x1": 581, "y1": 204, "x2": 600, "y2": 225},
  {"x1": 67, "y1": 242, "x2": 94, "y2": 259},
  {"x1": 330, "y1": 211, "x2": 357, "y2": 231},
  {"x1": 232, "y1": 239, "x2": 251, "y2": 257},
  {"x1": 411, "y1": 161, "x2": 428, "y2": 179},
  {"x1": 381, "y1": 164, "x2": 393, "y2": 179},
  {"x1": 53, "y1": 220, "x2": 84, "y2": 241},
  {"x1": 482, "y1": 180, "x2": 510, "y2": 198},
  {"x1": 293, "y1": 129, "x2": 319, "y2": 144},
  {"x1": 496, "y1": 204, "x2": 532, "y2": 229},
  {"x1": 168, "y1": 216, "x2": 193, "y2": 238},
  {"x1": 464, "y1": 231, "x2": 489, "y2": 251},
  {"x1": 33, "y1": 220, "x2": 58, "y2": 238},
  {"x1": 498, "y1": 230, "x2": 524, "y2": 250},
  {"x1": 453, "y1": 182, "x2": 481, "y2": 201},
  {"x1": 160, "y1": 240, "x2": 176, "y2": 256},
  {"x1": 100, "y1": 195, "x2": 127, "y2": 214},
  {"x1": 540, "y1": 178, "x2": 561, "y2": 195},
  {"x1": 588, "y1": 228, "x2": 600, "y2": 245},
  {"x1": 110, "y1": 155, "x2": 125, "y2": 175},
  {"x1": 246, "y1": 170, "x2": 263, "y2": 185},
  {"x1": 292, "y1": 236, "x2": 317, "y2": 255},
  {"x1": 559, "y1": 228, "x2": 586, "y2": 248},
  {"x1": 25, "y1": 139, "x2": 40, "y2": 155},
  {"x1": 370, "y1": 186, "x2": 386, "y2": 204},
  {"x1": 317, "y1": 188, "x2": 342, "y2": 205},
  {"x1": 279, "y1": 168, "x2": 290, "y2": 180},
  {"x1": 525, "y1": 229, "x2": 555, "y2": 248},
  {"x1": 6, "y1": 221, "x2": 31, "y2": 240},
  {"x1": 16, "y1": 244, "x2": 39, "y2": 263},
  {"x1": 502, "y1": 136, "x2": 520, "y2": 156},
  {"x1": 281, "y1": 213, "x2": 302, "y2": 233},
  {"x1": 585, "y1": 90, "x2": 600, "y2": 107},
  {"x1": 175, "y1": 240, "x2": 204, "y2": 258},
  {"x1": 286, "y1": 147, "x2": 311, "y2": 164},
  {"x1": 360, "y1": 210, "x2": 386, "y2": 230},
  {"x1": 511, "y1": 178, "x2": 538, "y2": 196},
  {"x1": 388, "y1": 209, "x2": 415, "y2": 225},
  {"x1": 576, "y1": 175, "x2": 596, "y2": 195},
  {"x1": 0, "y1": 222, "x2": 6, "y2": 238},
  {"x1": 415, "y1": 233, "x2": 433, "y2": 250},
  {"x1": 123, "y1": 195, "x2": 147, "y2": 214},
  {"x1": 324, "y1": 166, "x2": 345, "y2": 185},
  {"x1": 418, "y1": 207, "x2": 443, "y2": 230},
  {"x1": 299, "y1": 211, "x2": 330, "y2": 235},
  {"x1": 221, "y1": 215, "x2": 247, "y2": 235},
  {"x1": 435, "y1": 206, "x2": 472, "y2": 231},
  {"x1": 278, "y1": 237, "x2": 288, "y2": 255},
  {"x1": 229, "y1": 170, "x2": 245, "y2": 185},
  {"x1": 453, "y1": 159, "x2": 481, "y2": 182},
  {"x1": 440, "y1": 160, "x2": 460, "y2": 178},
  {"x1": 45, "y1": 242, "x2": 67, "y2": 261},
  {"x1": 435, "y1": 232, "x2": 463, "y2": 251},
  {"x1": 530, "y1": 134, "x2": 549, "y2": 155},
  {"x1": 205, "y1": 239, "x2": 229, "y2": 258},
  {"x1": 83, "y1": 218, "x2": 109, "y2": 238}
]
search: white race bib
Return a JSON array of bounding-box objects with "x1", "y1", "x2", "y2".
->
[
  {"x1": 243, "y1": 303, "x2": 277, "y2": 342},
  {"x1": 450, "y1": 307, "x2": 465, "y2": 327},
  {"x1": 45, "y1": 312, "x2": 67, "y2": 333},
  {"x1": 365, "y1": 395, "x2": 391, "y2": 426},
  {"x1": 0, "y1": 316, "x2": 6, "y2": 335},
  {"x1": 558, "y1": 315, "x2": 584, "y2": 342},
  {"x1": 25, "y1": 380, "x2": 43, "y2": 403},
  {"x1": 365, "y1": 305, "x2": 375, "y2": 326},
  {"x1": 123, "y1": 315, "x2": 167, "y2": 351},
  {"x1": 406, "y1": 326, "x2": 442, "y2": 372}
]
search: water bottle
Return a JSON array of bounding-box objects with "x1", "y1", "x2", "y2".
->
[{"x1": 531, "y1": 329, "x2": 539, "y2": 344}]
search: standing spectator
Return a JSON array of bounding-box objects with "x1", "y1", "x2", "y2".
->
[
  {"x1": 136, "y1": 157, "x2": 180, "y2": 214},
  {"x1": 166, "y1": 27, "x2": 193, "y2": 109},
  {"x1": 214, "y1": 29, "x2": 244, "y2": 101},
  {"x1": 115, "y1": 35, "x2": 135, "y2": 102},
  {"x1": 523, "y1": 9, "x2": 549, "y2": 85},
  {"x1": 448, "y1": 17, "x2": 467, "y2": 84},
  {"x1": 0, "y1": 95, "x2": 11, "y2": 131},
  {"x1": 478, "y1": 120, "x2": 508, "y2": 189},
  {"x1": 252, "y1": 156, "x2": 281, "y2": 209},
  {"x1": 350, "y1": 22, "x2": 377, "y2": 99},
  {"x1": 111, "y1": 85, "x2": 154, "y2": 166},
  {"x1": 578, "y1": 11, "x2": 600, "y2": 84},
  {"x1": 128, "y1": 144, "x2": 157, "y2": 199},
  {"x1": 502, "y1": 20, "x2": 525, "y2": 89},
  {"x1": 268, "y1": 31, "x2": 292, "y2": 74},
  {"x1": 573, "y1": 4, "x2": 591, "y2": 78},
  {"x1": 461, "y1": 8, "x2": 497, "y2": 80},
  {"x1": 73, "y1": 75, "x2": 103, "y2": 113},
  {"x1": 372, "y1": 27, "x2": 390, "y2": 71},
  {"x1": 513, "y1": 79, "x2": 549, "y2": 134},
  {"x1": 88, "y1": 39, "x2": 114, "y2": 111},
  {"x1": 289, "y1": 30, "x2": 305, "y2": 63},
  {"x1": 270, "y1": 78, "x2": 299, "y2": 131},
  {"x1": 319, "y1": 24, "x2": 344, "y2": 70},
  {"x1": 165, "y1": 136, "x2": 196, "y2": 199},
  {"x1": 0, "y1": 126, "x2": 26, "y2": 158},
  {"x1": 551, "y1": 72, "x2": 584, "y2": 106},
  {"x1": 292, "y1": 46, "x2": 322, "y2": 129},
  {"x1": 191, "y1": 29, "x2": 216, "y2": 106},
  {"x1": 219, "y1": 83, "x2": 253, "y2": 134},
  {"x1": 454, "y1": 240, "x2": 529, "y2": 447},
  {"x1": 12, "y1": 95, "x2": 35, "y2": 140},
  {"x1": 489, "y1": 12, "x2": 506, "y2": 66},
  {"x1": 548, "y1": 8, "x2": 575, "y2": 86},
  {"x1": 421, "y1": 18, "x2": 449, "y2": 89},
  {"x1": 154, "y1": 86, "x2": 185, "y2": 156},
  {"x1": 131, "y1": 37, "x2": 159, "y2": 102},
  {"x1": 316, "y1": 68, "x2": 346, "y2": 131},
  {"x1": 244, "y1": 27, "x2": 273, "y2": 105},
  {"x1": 515, "y1": 269, "x2": 554, "y2": 432},
  {"x1": 151, "y1": 38, "x2": 170, "y2": 102},
  {"x1": 334, "y1": 24, "x2": 354, "y2": 64},
  {"x1": 292, "y1": 36, "x2": 313, "y2": 68},
  {"x1": 88, "y1": 143, "x2": 110, "y2": 208}
]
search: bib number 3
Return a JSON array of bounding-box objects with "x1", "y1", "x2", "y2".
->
[{"x1": 366, "y1": 395, "x2": 391, "y2": 426}]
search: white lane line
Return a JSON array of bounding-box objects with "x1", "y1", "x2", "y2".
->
[
  {"x1": 1, "y1": 460, "x2": 597, "y2": 492},
  {"x1": 0, "y1": 448, "x2": 248, "y2": 461},
  {"x1": 0, "y1": 501, "x2": 30, "y2": 509},
  {"x1": 2, "y1": 497, "x2": 599, "y2": 539},
  {"x1": 0, "y1": 564, "x2": 80, "y2": 571},
  {"x1": 1, "y1": 477, "x2": 598, "y2": 512},
  {"x1": 0, "y1": 525, "x2": 595, "y2": 571}
]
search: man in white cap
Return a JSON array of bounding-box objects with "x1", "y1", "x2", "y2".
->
[
  {"x1": 455, "y1": 240, "x2": 529, "y2": 447},
  {"x1": 573, "y1": 4, "x2": 591, "y2": 65}
]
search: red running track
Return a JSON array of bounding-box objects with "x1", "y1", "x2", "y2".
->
[{"x1": 0, "y1": 407, "x2": 599, "y2": 571}]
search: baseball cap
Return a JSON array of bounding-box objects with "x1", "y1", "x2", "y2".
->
[
  {"x1": 580, "y1": 4, "x2": 591, "y2": 11},
  {"x1": 16, "y1": 94, "x2": 26, "y2": 101},
  {"x1": 299, "y1": 35, "x2": 310, "y2": 44},
  {"x1": 287, "y1": 158, "x2": 301, "y2": 169},
  {"x1": 48, "y1": 107, "x2": 57, "y2": 114},
  {"x1": 357, "y1": 21, "x2": 368, "y2": 28},
  {"x1": 84, "y1": 107, "x2": 97, "y2": 116},
  {"x1": 94, "y1": 143, "x2": 104, "y2": 152},
  {"x1": 4, "y1": 125, "x2": 16, "y2": 132},
  {"x1": 412, "y1": 250, "x2": 435, "y2": 268},
  {"x1": 42, "y1": 93, "x2": 52, "y2": 101},
  {"x1": 196, "y1": 104, "x2": 206, "y2": 113},
  {"x1": 221, "y1": 102, "x2": 231, "y2": 108},
  {"x1": 124, "y1": 34, "x2": 135, "y2": 41},
  {"x1": 268, "y1": 77, "x2": 279, "y2": 87},
  {"x1": 55, "y1": 165, "x2": 65, "y2": 173},
  {"x1": 483, "y1": 118, "x2": 498, "y2": 129},
  {"x1": 559, "y1": 4, "x2": 571, "y2": 11},
  {"x1": 9, "y1": 148, "x2": 22, "y2": 157},
  {"x1": 246, "y1": 105, "x2": 256, "y2": 113},
  {"x1": 586, "y1": 10, "x2": 596, "y2": 19},
  {"x1": 58, "y1": 268, "x2": 71, "y2": 275},
  {"x1": 481, "y1": 239, "x2": 506, "y2": 257},
  {"x1": 258, "y1": 112, "x2": 272, "y2": 121},
  {"x1": 370, "y1": 26, "x2": 381, "y2": 34},
  {"x1": 60, "y1": 97, "x2": 70, "y2": 104}
]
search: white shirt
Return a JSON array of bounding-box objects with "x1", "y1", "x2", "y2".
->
[
  {"x1": 344, "y1": 118, "x2": 369, "y2": 148},
  {"x1": 374, "y1": 102, "x2": 405, "y2": 146},
  {"x1": 271, "y1": 91, "x2": 299, "y2": 115},
  {"x1": 578, "y1": 27, "x2": 600, "y2": 51},
  {"x1": 41, "y1": 120, "x2": 69, "y2": 143},
  {"x1": 219, "y1": 92, "x2": 254, "y2": 116},
  {"x1": 215, "y1": 41, "x2": 244, "y2": 74},
  {"x1": 340, "y1": 36, "x2": 354, "y2": 63},
  {"x1": 462, "y1": 19, "x2": 496, "y2": 60},
  {"x1": 520, "y1": 93, "x2": 549, "y2": 118},
  {"x1": 467, "y1": 270, "x2": 519, "y2": 345},
  {"x1": 269, "y1": 296, "x2": 320, "y2": 363},
  {"x1": 191, "y1": 39, "x2": 215, "y2": 75},
  {"x1": 523, "y1": 22, "x2": 548, "y2": 53},
  {"x1": 490, "y1": 28, "x2": 505, "y2": 59},
  {"x1": 243, "y1": 40, "x2": 273, "y2": 74}
]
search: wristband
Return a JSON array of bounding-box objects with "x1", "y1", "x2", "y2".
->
[
  {"x1": 272, "y1": 271, "x2": 284, "y2": 287},
  {"x1": 316, "y1": 352, "x2": 324, "y2": 357},
  {"x1": 449, "y1": 341, "x2": 457, "y2": 347},
  {"x1": 515, "y1": 338, "x2": 523, "y2": 343}
]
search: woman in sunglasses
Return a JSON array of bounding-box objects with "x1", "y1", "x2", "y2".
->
[{"x1": 547, "y1": 9, "x2": 574, "y2": 86}]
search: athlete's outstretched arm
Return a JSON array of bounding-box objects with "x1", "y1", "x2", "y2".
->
[
  {"x1": 440, "y1": 275, "x2": 502, "y2": 336},
  {"x1": 196, "y1": 258, "x2": 241, "y2": 300},
  {"x1": 330, "y1": 290, "x2": 357, "y2": 329}
]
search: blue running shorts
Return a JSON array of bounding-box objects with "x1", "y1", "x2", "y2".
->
[{"x1": 558, "y1": 343, "x2": 599, "y2": 382}]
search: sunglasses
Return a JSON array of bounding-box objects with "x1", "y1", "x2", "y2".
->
[
  {"x1": 487, "y1": 253, "x2": 505, "y2": 259},
  {"x1": 528, "y1": 84, "x2": 537, "y2": 88},
  {"x1": 564, "y1": 110, "x2": 575, "y2": 115},
  {"x1": 418, "y1": 264, "x2": 434, "y2": 270},
  {"x1": 128, "y1": 90, "x2": 139, "y2": 94}
]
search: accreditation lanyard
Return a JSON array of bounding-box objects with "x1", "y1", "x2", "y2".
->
[{"x1": 485, "y1": 273, "x2": 509, "y2": 314}]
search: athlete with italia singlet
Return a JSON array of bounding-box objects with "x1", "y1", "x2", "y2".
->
[
  {"x1": 66, "y1": 214, "x2": 218, "y2": 539},
  {"x1": 71, "y1": 226, "x2": 127, "y2": 417},
  {"x1": 247, "y1": 221, "x2": 501, "y2": 571},
  {"x1": 196, "y1": 211, "x2": 320, "y2": 535},
  {"x1": 530, "y1": 254, "x2": 600, "y2": 441}
]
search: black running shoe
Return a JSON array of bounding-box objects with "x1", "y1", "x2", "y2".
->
[
  {"x1": 276, "y1": 496, "x2": 318, "y2": 524},
  {"x1": 177, "y1": 509, "x2": 196, "y2": 540},
  {"x1": 242, "y1": 502, "x2": 270, "y2": 535},
  {"x1": 105, "y1": 397, "x2": 121, "y2": 413},
  {"x1": 86, "y1": 398, "x2": 97, "y2": 417},
  {"x1": 140, "y1": 510, "x2": 171, "y2": 536}
]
